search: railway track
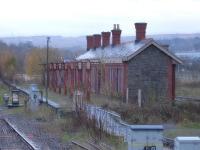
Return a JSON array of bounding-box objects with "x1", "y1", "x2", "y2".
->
[
  {"x1": 71, "y1": 139, "x2": 113, "y2": 150},
  {"x1": 0, "y1": 118, "x2": 37, "y2": 150}
]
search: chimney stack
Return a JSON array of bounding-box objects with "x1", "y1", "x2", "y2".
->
[
  {"x1": 135, "y1": 22, "x2": 147, "y2": 43},
  {"x1": 111, "y1": 24, "x2": 121, "y2": 46},
  {"x1": 86, "y1": 35, "x2": 94, "y2": 51},
  {"x1": 93, "y1": 34, "x2": 101, "y2": 49},
  {"x1": 101, "y1": 32, "x2": 110, "y2": 47}
]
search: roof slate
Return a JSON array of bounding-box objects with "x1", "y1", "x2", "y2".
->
[
  {"x1": 76, "y1": 38, "x2": 182, "y2": 64},
  {"x1": 76, "y1": 39, "x2": 152, "y2": 61}
]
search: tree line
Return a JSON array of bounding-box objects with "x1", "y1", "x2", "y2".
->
[{"x1": 0, "y1": 40, "x2": 79, "y2": 81}]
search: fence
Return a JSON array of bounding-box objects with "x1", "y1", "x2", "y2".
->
[
  {"x1": 84, "y1": 104, "x2": 131, "y2": 140},
  {"x1": 73, "y1": 91, "x2": 164, "y2": 150}
]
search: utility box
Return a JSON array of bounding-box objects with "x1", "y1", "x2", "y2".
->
[
  {"x1": 174, "y1": 137, "x2": 200, "y2": 150},
  {"x1": 128, "y1": 125, "x2": 163, "y2": 150}
]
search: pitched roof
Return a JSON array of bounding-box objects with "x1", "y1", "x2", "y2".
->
[
  {"x1": 76, "y1": 38, "x2": 182, "y2": 64},
  {"x1": 175, "y1": 137, "x2": 200, "y2": 142}
]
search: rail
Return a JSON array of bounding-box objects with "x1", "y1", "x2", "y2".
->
[
  {"x1": 71, "y1": 141, "x2": 90, "y2": 150},
  {"x1": 1, "y1": 118, "x2": 39, "y2": 150},
  {"x1": 72, "y1": 139, "x2": 107, "y2": 150}
]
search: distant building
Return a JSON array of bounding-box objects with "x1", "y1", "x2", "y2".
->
[{"x1": 47, "y1": 23, "x2": 182, "y2": 103}]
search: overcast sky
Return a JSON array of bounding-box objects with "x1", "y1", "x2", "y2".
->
[{"x1": 0, "y1": 0, "x2": 200, "y2": 37}]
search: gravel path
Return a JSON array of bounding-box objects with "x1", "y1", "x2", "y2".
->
[
  {"x1": 0, "y1": 119, "x2": 33, "y2": 150},
  {"x1": 6, "y1": 115, "x2": 70, "y2": 150}
]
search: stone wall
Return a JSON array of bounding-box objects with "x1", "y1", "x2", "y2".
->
[{"x1": 127, "y1": 45, "x2": 172, "y2": 103}]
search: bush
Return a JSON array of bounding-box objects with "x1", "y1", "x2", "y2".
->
[{"x1": 110, "y1": 102, "x2": 200, "y2": 124}]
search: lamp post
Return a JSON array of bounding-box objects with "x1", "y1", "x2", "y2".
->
[{"x1": 46, "y1": 37, "x2": 50, "y2": 104}]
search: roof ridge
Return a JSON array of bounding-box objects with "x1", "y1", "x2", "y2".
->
[{"x1": 120, "y1": 38, "x2": 154, "y2": 45}]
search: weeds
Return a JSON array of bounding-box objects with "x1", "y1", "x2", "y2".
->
[
  {"x1": 176, "y1": 80, "x2": 200, "y2": 97},
  {"x1": 110, "y1": 102, "x2": 200, "y2": 124}
]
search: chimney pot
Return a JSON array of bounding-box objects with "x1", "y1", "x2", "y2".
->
[
  {"x1": 117, "y1": 24, "x2": 120, "y2": 30},
  {"x1": 111, "y1": 24, "x2": 122, "y2": 46},
  {"x1": 113, "y1": 24, "x2": 117, "y2": 30},
  {"x1": 135, "y1": 22, "x2": 147, "y2": 43}
]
